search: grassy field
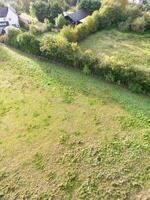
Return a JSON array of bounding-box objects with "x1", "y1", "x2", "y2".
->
[
  {"x1": 80, "y1": 29, "x2": 150, "y2": 72},
  {"x1": 37, "y1": 31, "x2": 57, "y2": 40},
  {"x1": 0, "y1": 44, "x2": 150, "y2": 200}
]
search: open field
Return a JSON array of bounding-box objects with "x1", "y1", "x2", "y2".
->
[
  {"x1": 0, "y1": 45, "x2": 150, "y2": 199},
  {"x1": 80, "y1": 29, "x2": 150, "y2": 72}
]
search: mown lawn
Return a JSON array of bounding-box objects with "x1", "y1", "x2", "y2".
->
[
  {"x1": 80, "y1": 29, "x2": 150, "y2": 72},
  {"x1": 0, "y1": 44, "x2": 150, "y2": 200}
]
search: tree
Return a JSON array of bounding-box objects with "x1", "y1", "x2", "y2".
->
[
  {"x1": 49, "y1": 2, "x2": 62, "y2": 23},
  {"x1": 30, "y1": 1, "x2": 62, "y2": 23},
  {"x1": 79, "y1": 0, "x2": 101, "y2": 13},
  {"x1": 55, "y1": 14, "x2": 67, "y2": 29},
  {"x1": 30, "y1": 1, "x2": 49, "y2": 22}
]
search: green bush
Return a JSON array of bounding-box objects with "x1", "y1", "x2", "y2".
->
[
  {"x1": 4, "y1": 27, "x2": 22, "y2": 48},
  {"x1": 78, "y1": 0, "x2": 101, "y2": 14},
  {"x1": 118, "y1": 21, "x2": 130, "y2": 32},
  {"x1": 131, "y1": 16, "x2": 146, "y2": 33},
  {"x1": 29, "y1": 24, "x2": 41, "y2": 35},
  {"x1": 95, "y1": 58, "x2": 150, "y2": 94},
  {"x1": 17, "y1": 32, "x2": 40, "y2": 55},
  {"x1": 55, "y1": 14, "x2": 67, "y2": 29},
  {"x1": 144, "y1": 11, "x2": 150, "y2": 29},
  {"x1": 40, "y1": 35, "x2": 99, "y2": 69},
  {"x1": 75, "y1": 23, "x2": 89, "y2": 41},
  {"x1": 101, "y1": 3, "x2": 126, "y2": 26},
  {"x1": 60, "y1": 26, "x2": 77, "y2": 42},
  {"x1": 124, "y1": 4, "x2": 143, "y2": 23}
]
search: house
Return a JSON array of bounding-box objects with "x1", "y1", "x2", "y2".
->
[
  {"x1": 128, "y1": 0, "x2": 144, "y2": 4},
  {"x1": 0, "y1": 7, "x2": 19, "y2": 34},
  {"x1": 64, "y1": 9, "x2": 89, "y2": 25}
]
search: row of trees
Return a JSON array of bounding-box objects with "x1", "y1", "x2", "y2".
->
[
  {"x1": 29, "y1": 0, "x2": 102, "y2": 23},
  {"x1": 2, "y1": 26, "x2": 150, "y2": 95},
  {"x1": 60, "y1": 0, "x2": 150, "y2": 43},
  {"x1": 30, "y1": 1, "x2": 62, "y2": 23}
]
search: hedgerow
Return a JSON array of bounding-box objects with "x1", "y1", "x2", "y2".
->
[
  {"x1": 3, "y1": 27, "x2": 40, "y2": 56},
  {"x1": 40, "y1": 35, "x2": 150, "y2": 95},
  {"x1": 40, "y1": 35, "x2": 99, "y2": 70},
  {"x1": 2, "y1": 0, "x2": 150, "y2": 95}
]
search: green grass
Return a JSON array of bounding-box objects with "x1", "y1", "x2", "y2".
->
[
  {"x1": 80, "y1": 29, "x2": 150, "y2": 72},
  {"x1": 37, "y1": 31, "x2": 57, "y2": 40},
  {"x1": 0, "y1": 44, "x2": 150, "y2": 199}
]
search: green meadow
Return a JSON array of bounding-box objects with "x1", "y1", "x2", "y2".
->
[
  {"x1": 0, "y1": 44, "x2": 150, "y2": 199},
  {"x1": 80, "y1": 29, "x2": 150, "y2": 72}
]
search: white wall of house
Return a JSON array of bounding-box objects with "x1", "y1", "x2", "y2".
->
[
  {"x1": 128, "y1": 0, "x2": 144, "y2": 4},
  {"x1": 0, "y1": 8, "x2": 19, "y2": 34},
  {"x1": 6, "y1": 8, "x2": 19, "y2": 27}
]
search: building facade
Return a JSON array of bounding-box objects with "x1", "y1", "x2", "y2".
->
[{"x1": 0, "y1": 7, "x2": 19, "y2": 34}]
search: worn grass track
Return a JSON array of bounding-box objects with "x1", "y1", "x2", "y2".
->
[{"x1": 0, "y1": 45, "x2": 150, "y2": 200}]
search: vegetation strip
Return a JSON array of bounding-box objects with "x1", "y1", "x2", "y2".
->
[{"x1": 0, "y1": 44, "x2": 150, "y2": 199}]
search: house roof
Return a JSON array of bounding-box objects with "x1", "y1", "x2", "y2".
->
[
  {"x1": 65, "y1": 9, "x2": 89, "y2": 23},
  {"x1": 0, "y1": 7, "x2": 8, "y2": 18}
]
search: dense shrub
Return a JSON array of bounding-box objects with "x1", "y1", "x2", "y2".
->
[
  {"x1": 30, "y1": 1, "x2": 49, "y2": 22},
  {"x1": 29, "y1": 24, "x2": 41, "y2": 35},
  {"x1": 60, "y1": 26, "x2": 77, "y2": 42},
  {"x1": 40, "y1": 35, "x2": 99, "y2": 69},
  {"x1": 100, "y1": 3, "x2": 126, "y2": 26},
  {"x1": 4, "y1": 27, "x2": 22, "y2": 48},
  {"x1": 143, "y1": 1, "x2": 150, "y2": 11},
  {"x1": 78, "y1": 0, "x2": 101, "y2": 13},
  {"x1": 118, "y1": 21, "x2": 130, "y2": 32},
  {"x1": 124, "y1": 4, "x2": 143, "y2": 22},
  {"x1": 75, "y1": 23, "x2": 89, "y2": 41},
  {"x1": 96, "y1": 58, "x2": 150, "y2": 94},
  {"x1": 40, "y1": 34, "x2": 150, "y2": 94},
  {"x1": 30, "y1": 1, "x2": 62, "y2": 23},
  {"x1": 144, "y1": 11, "x2": 150, "y2": 29},
  {"x1": 55, "y1": 14, "x2": 67, "y2": 29},
  {"x1": 131, "y1": 16, "x2": 146, "y2": 33},
  {"x1": 17, "y1": 32, "x2": 40, "y2": 55},
  {"x1": 29, "y1": 20, "x2": 52, "y2": 35}
]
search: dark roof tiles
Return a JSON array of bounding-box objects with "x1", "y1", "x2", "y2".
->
[
  {"x1": 66, "y1": 9, "x2": 89, "y2": 23},
  {"x1": 0, "y1": 7, "x2": 8, "y2": 18}
]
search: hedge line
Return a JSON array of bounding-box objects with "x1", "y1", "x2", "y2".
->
[{"x1": 2, "y1": 27, "x2": 150, "y2": 95}]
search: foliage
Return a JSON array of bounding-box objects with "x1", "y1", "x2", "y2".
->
[
  {"x1": 60, "y1": 26, "x2": 77, "y2": 42},
  {"x1": 0, "y1": 44, "x2": 150, "y2": 198},
  {"x1": 143, "y1": 0, "x2": 150, "y2": 11},
  {"x1": 131, "y1": 16, "x2": 146, "y2": 33},
  {"x1": 78, "y1": 0, "x2": 101, "y2": 13},
  {"x1": 3, "y1": 27, "x2": 40, "y2": 55},
  {"x1": 144, "y1": 11, "x2": 150, "y2": 29},
  {"x1": 4, "y1": 27, "x2": 22, "y2": 47},
  {"x1": 29, "y1": 24, "x2": 41, "y2": 35},
  {"x1": 29, "y1": 20, "x2": 52, "y2": 35},
  {"x1": 30, "y1": 0, "x2": 49, "y2": 22},
  {"x1": 55, "y1": 14, "x2": 67, "y2": 29},
  {"x1": 17, "y1": 32, "x2": 40, "y2": 55},
  {"x1": 30, "y1": 1, "x2": 62, "y2": 23},
  {"x1": 61, "y1": 0, "x2": 149, "y2": 43},
  {"x1": 118, "y1": 21, "x2": 130, "y2": 32},
  {"x1": 40, "y1": 35, "x2": 98, "y2": 69}
]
